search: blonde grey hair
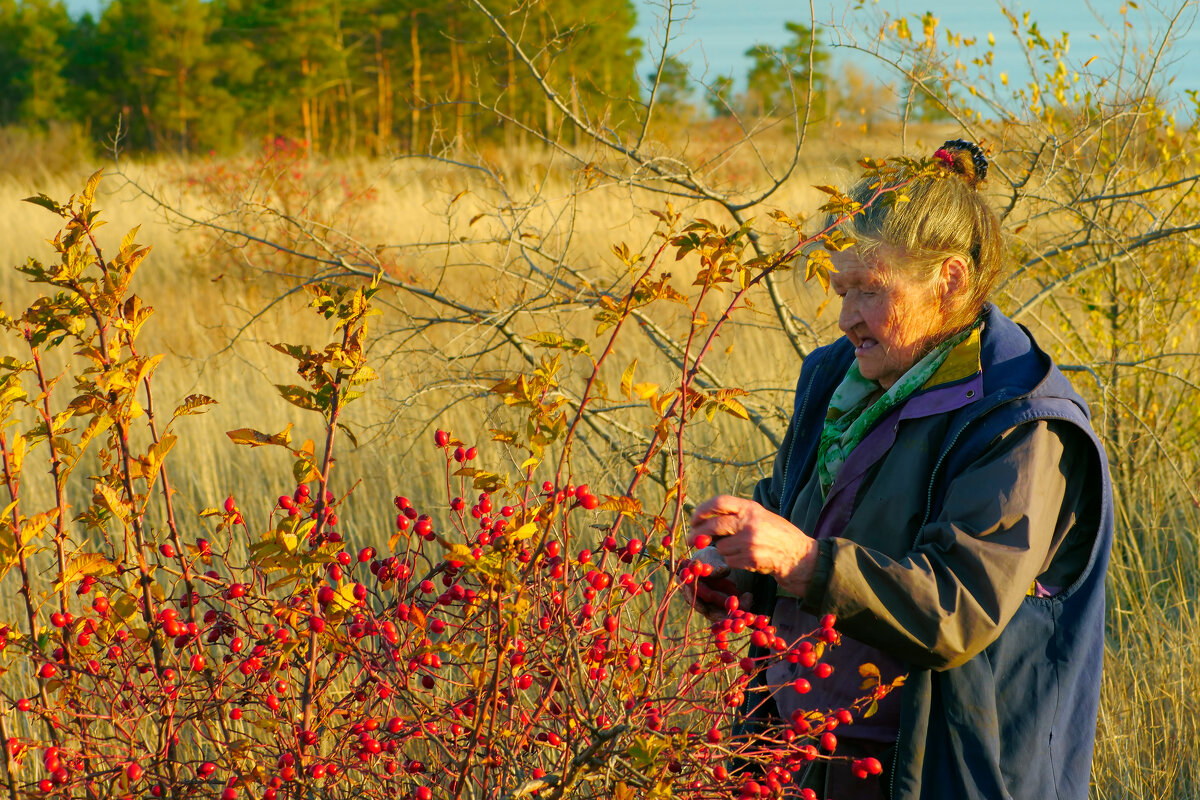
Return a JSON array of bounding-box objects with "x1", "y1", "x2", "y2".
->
[{"x1": 829, "y1": 146, "x2": 1005, "y2": 330}]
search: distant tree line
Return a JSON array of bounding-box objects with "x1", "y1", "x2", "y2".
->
[
  {"x1": 0, "y1": 0, "x2": 645, "y2": 155},
  {"x1": 0, "y1": 0, "x2": 924, "y2": 157}
]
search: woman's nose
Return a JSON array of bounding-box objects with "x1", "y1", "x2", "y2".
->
[{"x1": 838, "y1": 296, "x2": 860, "y2": 333}]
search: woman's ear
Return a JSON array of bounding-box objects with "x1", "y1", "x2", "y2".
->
[{"x1": 939, "y1": 255, "x2": 969, "y2": 306}]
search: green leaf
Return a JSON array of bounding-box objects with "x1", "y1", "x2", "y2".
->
[
  {"x1": 23, "y1": 194, "x2": 64, "y2": 215},
  {"x1": 472, "y1": 471, "x2": 507, "y2": 492},
  {"x1": 336, "y1": 422, "x2": 359, "y2": 449}
]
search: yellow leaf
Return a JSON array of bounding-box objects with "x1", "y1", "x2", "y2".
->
[
  {"x1": 93, "y1": 485, "x2": 129, "y2": 521},
  {"x1": 859, "y1": 661, "x2": 881, "y2": 690},
  {"x1": 620, "y1": 359, "x2": 638, "y2": 400},
  {"x1": 508, "y1": 523, "x2": 538, "y2": 542},
  {"x1": 226, "y1": 424, "x2": 294, "y2": 449},
  {"x1": 632, "y1": 382, "x2": 658, "y2": 400},
  {"x1": 8, "y1": 434, "x2": 26, "y2": 475},
  {"x1": 172, "y1": 394, "x2": 218, "y2": 419},
  {"x1": 55, "y1": 552, "x2": 117, "y2": 591},
  {"x1": 327, "y1": 583, "x2": 361, "y2": 616},
  {"x1": 598, "y1": 496, "x2": 642, "y2": 515},
  {"x1": 719, "y1": 397, "x2": 750, "y2": 421}
]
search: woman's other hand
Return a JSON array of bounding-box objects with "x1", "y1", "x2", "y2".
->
[
  {"x1": 689, "y1": 495, "x2": 818, "y2": 599},
  {"x1": 677, "y1": 547, "x2": 752, "y2": 622}
]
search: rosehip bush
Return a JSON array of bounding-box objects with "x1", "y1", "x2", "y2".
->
[{"x1": 0, "y1": 172, "x2": 907, "y2": 798}]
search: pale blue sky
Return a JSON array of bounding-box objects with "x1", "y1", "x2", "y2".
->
[
  {"x1": 632, "y1": 0, "x2": 1199, "y2": 94},
  {"x1": 59, "y1": 0, "x2": 1200, "y2": 97}
]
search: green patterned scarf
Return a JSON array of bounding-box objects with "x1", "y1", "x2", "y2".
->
[{"x1": 816, "y1": 325, "x2": 978, "y2": 495}]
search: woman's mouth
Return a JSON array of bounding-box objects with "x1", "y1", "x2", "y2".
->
[{"x1": 855, "y1": 338, "x2": 878, "y2": 356}]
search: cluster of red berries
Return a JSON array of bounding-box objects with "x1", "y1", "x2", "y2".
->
[
  {"x1": 726, "y1": 760, "x2": 805, "y2": 799},
  {"x1": 537, "y1": 479, "x2": 600, "y2": 510},
  {"x1": 394, "y1": 495, "x2": 436, "y2": 540},
  {"x1": 35, "y1": 746, "x2": 71, "y2": 792},
  {"x1": 851, "y1": 756, "x2": 885, "y2": 779}
]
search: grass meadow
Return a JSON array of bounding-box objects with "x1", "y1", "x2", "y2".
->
[{"x1": 2, "y1": 127, "x2": 1199, "y2": 797}]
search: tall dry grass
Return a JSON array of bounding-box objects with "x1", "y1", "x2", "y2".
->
[{"x1": 2, "y1": 134, "x2": 1199, "y2": 796}]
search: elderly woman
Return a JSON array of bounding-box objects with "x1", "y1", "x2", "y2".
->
[{"x1": 686, "y1": 140, "x2": 1112, "y2": 800}]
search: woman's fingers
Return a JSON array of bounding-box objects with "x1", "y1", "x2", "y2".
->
[
  {"x1": 684, "y1": 575, "x2": 742, "y2": 622},
  {"x1": 688, "y1": 497, "x2": 751, "y2": 546},
  {"x1": 689, "y1": 494, "x2": 751, "y2": 526}
]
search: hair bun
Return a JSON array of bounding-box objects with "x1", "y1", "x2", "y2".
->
[{"x1": 934, "y1": 139, "x2": 988, "y2": 187}]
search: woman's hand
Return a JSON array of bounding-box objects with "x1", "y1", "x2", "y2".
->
[
  {"x1": 677, "y1": 547, "x2": 753, "y2": 623},
  {"x1": 688, "y1": 495, "x2": 819, "y2": 599}
]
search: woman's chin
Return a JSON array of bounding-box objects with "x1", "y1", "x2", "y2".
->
[
  {"x1": 854, "y1": 344, "x2": 880, "y2": 373},
  {"x1": 855, "y1": 353, "x2": 899, "y2": 389}
]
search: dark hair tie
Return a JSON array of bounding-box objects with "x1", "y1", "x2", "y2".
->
[{"x1": 939, "y1": 138, "x2": 988, "y2": 182}]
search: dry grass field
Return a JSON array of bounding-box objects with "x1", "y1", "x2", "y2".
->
[{"x1": 2, "y1": 125, "x2": 1199, "y2": 796}]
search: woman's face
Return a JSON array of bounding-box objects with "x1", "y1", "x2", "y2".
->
[{"x1": 830, "y1": 245, "x2": 950, "y2": 390}]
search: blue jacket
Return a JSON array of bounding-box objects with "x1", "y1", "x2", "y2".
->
[{"x1": 752, "y1": 305, "x2": 1113, "y2": 799}]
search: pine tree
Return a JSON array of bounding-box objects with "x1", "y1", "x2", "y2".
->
[
  {"x1": 0, "y1": 0, "x2": 72, "y2": 125},
  {"x1": 743, "y1": 21, "x2": 829, "y2": 119},
  {"x1": 97, "y1": 0, "x2": 236, "y2": 153}
]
